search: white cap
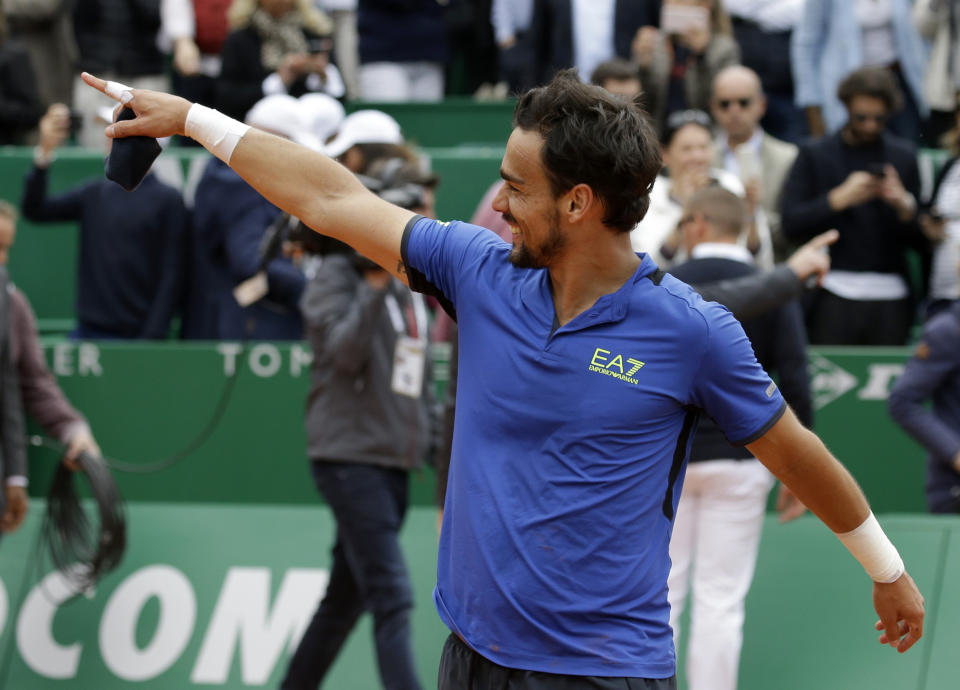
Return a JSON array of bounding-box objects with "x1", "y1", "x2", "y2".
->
[
  {"x1": 298, "y1": 93, "x2": 346, "y2": 145},
  {"x1": 324, "y1": 109, "x2": 403, "y2": 158},
  {"x1": 245, "y1": 94, "x2": 321, "y2": 151}
]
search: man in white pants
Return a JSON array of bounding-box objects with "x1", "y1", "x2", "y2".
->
[{"x1": 667, "y1": 186, "x2": 811, "y2": 690}]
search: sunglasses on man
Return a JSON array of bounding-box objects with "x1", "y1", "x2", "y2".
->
[
  {"x1": 851, "y1": 112, "x2": 888, "y2": 124},
  {"x1": 716, "y1": 97, "x2": 753, "y2": 111}
]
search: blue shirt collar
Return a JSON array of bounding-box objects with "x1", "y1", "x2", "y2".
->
[{"x1": 519, "y1": 252, "x2": 661, "y2": 330}]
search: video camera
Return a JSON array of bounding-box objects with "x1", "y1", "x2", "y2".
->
[{"x1": 282, "y1": 158, "x2": 436, "y2": 270}]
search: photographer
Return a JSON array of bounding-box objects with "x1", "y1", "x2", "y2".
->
[
  {"x1": 279, "y1": 160, "x2": 435, "y2": 690},
  {"x1": 781, "y1": 67, "x2": 927, "y2": 345}
]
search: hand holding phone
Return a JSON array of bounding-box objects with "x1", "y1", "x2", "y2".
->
[
  {"x1": 38, "y1": 103, "x2": 71, "y2": 156},
  {"x1": 661, "y1": 5, "x2": 709, "y2": 35}
]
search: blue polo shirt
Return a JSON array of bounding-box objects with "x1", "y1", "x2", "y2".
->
[{"x1": 402, "y1": 217, "x2": 786, "y2": 678}]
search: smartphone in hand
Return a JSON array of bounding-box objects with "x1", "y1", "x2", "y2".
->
[{"x1": 661, "y1": 5, "x2": 709, "y2": 35}]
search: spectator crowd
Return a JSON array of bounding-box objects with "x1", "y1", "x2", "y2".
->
[
  {"x1": 1, "y1": 0, "x2": 957, "y2": 347},
  {"x1": 1, "y1": 2, "x2": 959, "y2": 690}
]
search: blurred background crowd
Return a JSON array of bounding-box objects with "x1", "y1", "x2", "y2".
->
[
  {"x1": 0, "y1": 4, "x2": 959, "y2": 689},
  {"x1": 0, "y1": 0, "x2": 957, "y2": 348}
]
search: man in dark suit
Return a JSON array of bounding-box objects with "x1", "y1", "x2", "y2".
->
[
  {"x1": 666, "y1": 186, "x2": 812, "y2": 690},
  {"x1": 530, "y1": 0, "x2": 660, "y2": 84}
]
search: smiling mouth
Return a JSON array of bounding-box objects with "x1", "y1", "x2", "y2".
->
[{"x1": 502, "y1": 215, "x2": 520, "y2": 237}]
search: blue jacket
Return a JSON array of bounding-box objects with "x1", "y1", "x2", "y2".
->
[
  {"x1": 888, "y1": 303, "x2": 960, "y2": 513},
  {"x1": 186, "y1": 158, "x2": 304, "y2": 340},
  {"x1": 791, "y1": 0, "x2": 930, "y2": 133}
]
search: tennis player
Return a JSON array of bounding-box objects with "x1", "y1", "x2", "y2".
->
[{"x1": 81, "y1": 69, "x2": 924, "y2": 689}]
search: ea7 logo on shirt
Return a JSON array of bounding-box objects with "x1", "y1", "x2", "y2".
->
[{"x1": 588, "y1": 347, "x2": 645, "y2": 385}]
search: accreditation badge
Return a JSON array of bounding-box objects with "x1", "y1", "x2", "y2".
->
[{"x1": 391, "y1": 335, "x2": 426, "y2": 398}]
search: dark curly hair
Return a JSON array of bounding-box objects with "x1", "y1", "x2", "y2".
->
[
  {"x1": 513, "y1": 69, "x2": 662, "y2": 233},
  {"x1": 837, "y1": 67, "x2": 904, "y2": 114}
]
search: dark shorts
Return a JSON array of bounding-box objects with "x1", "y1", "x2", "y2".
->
[{"x1": 437, "y1": 634, "x2": 677, "y2": 689}]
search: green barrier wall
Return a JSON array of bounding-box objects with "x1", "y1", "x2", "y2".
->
[
  {"x1": 0, "y1": 506, "x2": 956, "y2": 689},
  {"x1": 25, "y1": 343, "x2": 929, "y2": 513},
  {"x1": 344, "y1": 99, "x2": 515, "y2": 148}
]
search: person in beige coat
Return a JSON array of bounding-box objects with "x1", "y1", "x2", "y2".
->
[
  {"x1": 710, "y1": 65, "x2": 799, "y2": 262},
  {"x1": 633, "y1": 0, "x2": 740, "y2": 133}
]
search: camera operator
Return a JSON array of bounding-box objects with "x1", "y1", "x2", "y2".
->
[{"x1": 279, "y1": 159, "x2": 435, "y2": 690}]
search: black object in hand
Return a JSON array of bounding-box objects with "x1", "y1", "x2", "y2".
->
[
  {"x1": 866, "y1": 162, "x2": 887, "y2": 178},
  {"x1": 104, "y1": 107, "x2": 162, "y2": 191}
]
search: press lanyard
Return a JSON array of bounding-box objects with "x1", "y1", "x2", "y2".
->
[{"x1": 384, "y1": 292, "x2": 428, "y2": 341}]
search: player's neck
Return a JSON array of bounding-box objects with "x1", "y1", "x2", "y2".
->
[{"x1": 547, "y1": 234, "x2": 640, "y2": 326}]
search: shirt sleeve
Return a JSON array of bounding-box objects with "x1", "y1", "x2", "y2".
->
[
  {"x1": 401, "y1": 216, "x2": 507, "y2": 312},
  {"x1": 689, "y1": 304, "x2": 787, "y2": 445}
]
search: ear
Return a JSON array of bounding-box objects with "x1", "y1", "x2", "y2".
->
[
  {"x1": 758, "y1": 94, "x2": 768, "y2": 119},
  {"x1": 684, "y1": 214, "x2": 707, "y2": 249},
  {"x1": 562, "y1": 183, "x2": 597, "y2": 223}
]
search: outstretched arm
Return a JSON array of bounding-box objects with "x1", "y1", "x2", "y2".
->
[
  {"x1": 747, "y1": 409, "x2": 925, "y2": 655},
  {"x1": 80, "y1": 73, "x2": 415, "y2": 281}
]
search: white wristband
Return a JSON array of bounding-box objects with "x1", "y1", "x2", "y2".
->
[
  {"x1": 836, "y1": 512, "x2": 904, "y2": 583},
  {"x1": 184, "y1": 104, "x2": 250, "y2": 164}
]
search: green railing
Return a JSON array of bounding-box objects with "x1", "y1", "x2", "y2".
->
[{"x1": 21, "y1": 343, "x2": 928, "y2": 513}]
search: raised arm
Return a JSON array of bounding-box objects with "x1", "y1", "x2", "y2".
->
[{"x1": 80, "y1": 73, "x2": 415, "y2": 281}]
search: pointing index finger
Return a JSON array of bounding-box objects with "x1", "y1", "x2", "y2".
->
[
  {"x1": 81, "y1": 72, "x2": 134, "y2": 105},
  {"x1": 81, "y1": 72, "x2": 109, "y2": 96}
]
